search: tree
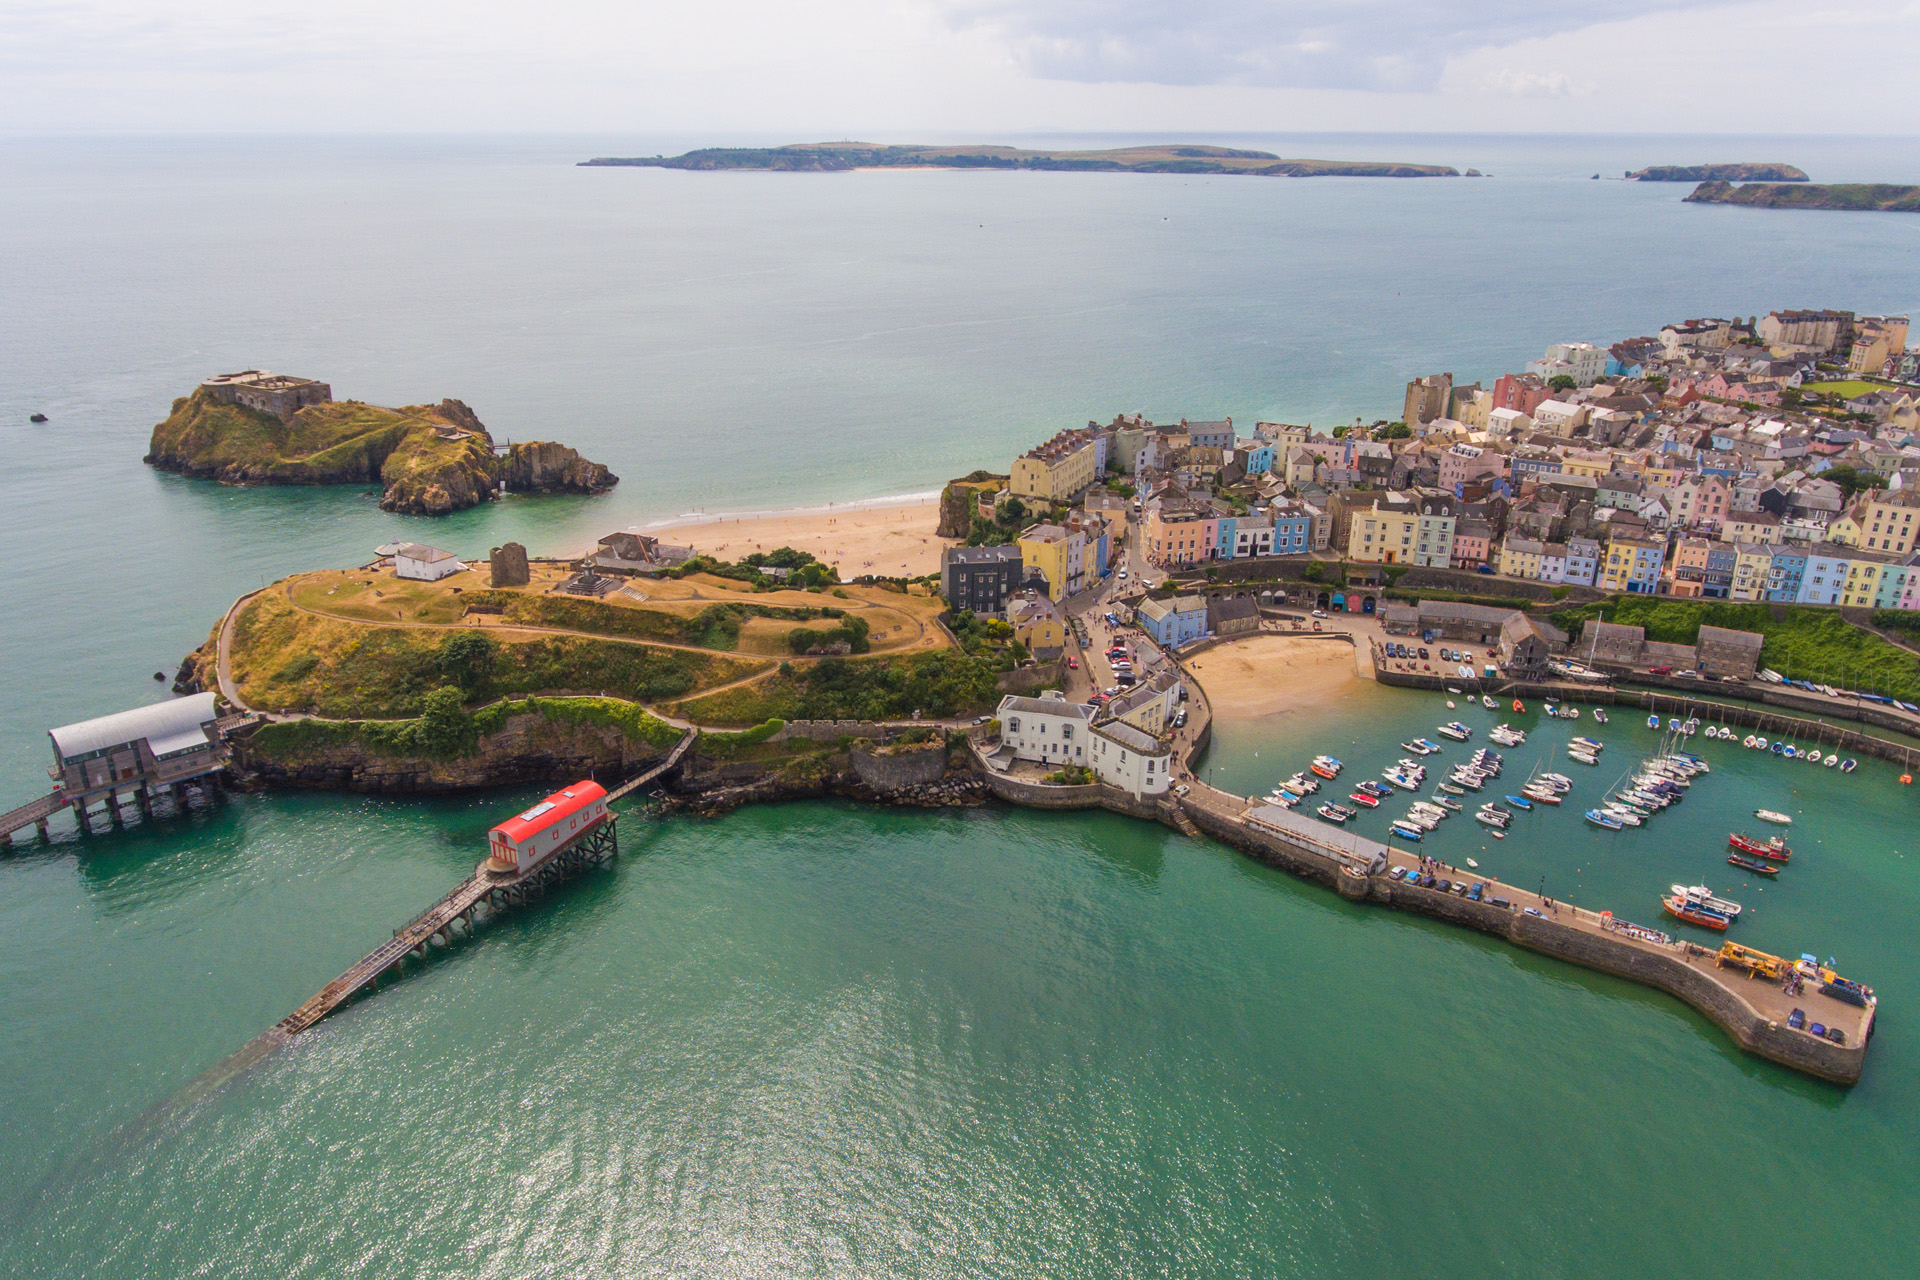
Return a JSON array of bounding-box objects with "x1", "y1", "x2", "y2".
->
[
  {"x1": 414, "y1": 686, "x2": 475, "y2": 757},
  {"x1": 1373, "y1": 422, "x2": 1412, "y2": 441},
  {"x1": 1002, "y1": 497, "x2": 1028, "y2": 521},
  {"x1": 435, "y1": 632, "x2": 498, "y2": 691},
  {"x1": 1549, "y1": 374, "x2": 1577, "y2": 392}
]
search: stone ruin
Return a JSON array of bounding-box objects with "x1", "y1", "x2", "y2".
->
[{"x1": 489, "y1": 542, "x2": 530, "y2": 587}]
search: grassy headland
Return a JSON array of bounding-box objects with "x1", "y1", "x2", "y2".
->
[
  {"x1": 582, "y1": 142, "x2": 1459, "y2": 178},
  {"x1": 1684, "y1": 181, "x2": 1920, "y2": 212}
]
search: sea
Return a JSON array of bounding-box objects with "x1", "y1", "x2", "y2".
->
[{"x1": 2, "y1": 132, "x2": 1919, "y2": 1277}]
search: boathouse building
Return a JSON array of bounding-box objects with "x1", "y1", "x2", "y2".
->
[{"x1": 49, "y1": 693, "x2": 225, "y2": 799}]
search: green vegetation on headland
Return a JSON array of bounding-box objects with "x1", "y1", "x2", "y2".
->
[
  {"x1": 1551, "y1": 597, "x2": 1920, "y2": 699},
  {"x1": 231, "y1": 593, "x2": 765, "y2": 718},
  {"x1": 250, "y1": 693, "x2": 689, "y2": 761},
  {"x1": 1684, "y1": 181, "x2": 1920, "y2": 213},
  {"x1": 145, "y1": 388, "x2": 617, "y2": 514},
  {"x1": 464, "y1": 589, "x2": 847, "y2": 651},
  {"x1": 582, "y1": 142, "x2": 1459, "y2": 178},
  {"x1": 670, "y1": 651, "x2": 999, "y2": 725},
  {"x1": 1628, "y1": 164, "x2": 1807, "y2": 182}
]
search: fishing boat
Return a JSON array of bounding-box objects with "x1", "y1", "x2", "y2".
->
[
  {"x1": 1671, "y1": 884, "x2": 1742, "y2": 917},
  {"x1": 1571, "y1": 737, "x2": 1603, "y2": 752},
  {"x1": 1316, "y1": 803, "x2": 1350, "y2": 824},
  {"x1": 1347, "y1": 791, "x2": 1380, "y2": 808},
  {"x1": 1593, "y1": 709, "x2": 1609, "y2": 724},
  {"x1": 1662, "y1": 893, "x2": 1730, "y2": 931},
  {"x1": 1504, "y1": 794, "x2": 1532, "y2": 810},
  {"x1": 1355, "y1": 780, "x2": 1392, "y2": 798},
  {"x1": 1728, "y1": 832, "x2": 1791, "y2": 861},
  {"x1": 1754, "y1": 808, "x2": 1794, "y2": 826},
  {"x1": 1585, "y1": 809, "x2": 1624, "y2": 830},
  {"x1": 1726, "y1": 853, "x2": 1781, "y2": 876}
]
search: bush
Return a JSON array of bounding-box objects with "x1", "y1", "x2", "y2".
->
[{"x1": 1044, "y1": 765, "x2": 1095, "y2": 785}]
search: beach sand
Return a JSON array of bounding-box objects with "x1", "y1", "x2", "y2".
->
[
  {"x1": 642, "y1": 499, "x2": 953, "y2": 578},
  {"x1": 1186, "y1": 636, "x2": 1363, "y2": 720}
]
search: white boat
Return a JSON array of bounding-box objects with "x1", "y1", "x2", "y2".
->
[
  {"x1": 1571, "y1": 737, "x2": 1603, "y2": 751},
  {"x1": 1672, "y1": 884, "x2": 1741, "y2": 917},
  {"x1": 1467, "y1": 858, "x2": 1480, "y2": 868},
  {"x1": 1755, "y1": 809, "x2": 1793, "y2": 826},
  {"x1": 1600, "y1": 805, "x2": 1642, "y2": 826},
  {"x1": 1437, "y1": 722, "x2": 1472, "y2": 741},
  {"x1": 1482, "y1": 696, "x2": 1498, "y2": 709},
  {"x1": 1807, "y1": 750, "x2": 1823, "y2": 764}
]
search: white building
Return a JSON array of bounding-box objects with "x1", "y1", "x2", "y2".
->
[
  {"x1": 1532, "y1": 400, "x2": 1590, "y2": 438},
  {"x1": 1488, "y1": 408, "x2": 1533, "y2": 437},
  {"x1": 1232, "y1": 516, "x2": 1274, "y2": 558},
  {"x1": 1563, "y1": 537, "x2": 1601, "y2": 586},
  {"x1": 997, "y1": 691, "x2": 1093, "y2": 767},
  {"x1": 1089, "y1": 721, "x2": 1172, "y2": 798},
  {"x1": 1528, "y1": 341, "x2": 1608, "y2": 387},
  {"x1": 394, "y1": 543, "x2": 463, "y2": 581}
]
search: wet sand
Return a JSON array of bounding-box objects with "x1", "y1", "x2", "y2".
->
[{"x1": 1186, "y1": 636, "x2": 1362, "y2": 720}]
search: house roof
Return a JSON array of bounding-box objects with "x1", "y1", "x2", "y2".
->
[
  {"x1": 49, "y1": 692, "x2": 220, "y2": 762},
  {"x1": 1208, "y1": 596, "x2": 1260, "y2": 623},
  {"x1": 1697, "y1": 625, "x2": 1763, "y2": 650},
  {"x1": 394, "y1": 543, "x2": 456, "y2": 562},
  {"x1": 997, "y1": 693, "x2": 1094, "y2": 721},
  {"x1": 1093, "y1": 720, "x2": 1164, "y2": 755},
  {"x1": 492, "y1": 781, "x2": 607, "y2": 844}
]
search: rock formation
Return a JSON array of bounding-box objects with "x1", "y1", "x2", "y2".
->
[{"x1": 145, "y1": 387, "x2": 618, "y2": 515}]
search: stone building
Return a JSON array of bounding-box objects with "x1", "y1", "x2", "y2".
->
[
  {"x1": 1578, "y1": 619, "x2": 1645, "y2": 665},
  {"x1": 200, "y1": 370, "x2": 332, "y2": 420},
  {"x1": 941, "y1": 545, "x2": 1024, "y2": 617},
  {"x1": 1696, "y1": 625, "x2": 1763, "y2": 679},
  {"x1": 489, "y1": 542, "x2": 530, "y2": 587},
  {"x1": 1206, "y1": 594, "x2": 1260, "y2": 638}
]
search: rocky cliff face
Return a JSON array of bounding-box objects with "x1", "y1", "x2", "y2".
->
[
  {"x1": 235, "y1": 709, "x2": 668, "y2": 794},
  {"x1": 146, "y1": 388, "x2": 618, "y2": 516},
  {"x1": 503, "y1": 441, "x2": 619, "y2": 496}
]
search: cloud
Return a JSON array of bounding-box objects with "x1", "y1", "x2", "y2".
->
[
  {"x1": 939, "y1": 0, "x2": 1718, "y2": 91},
  {"x1": 1477, "y1": 68, "x2": 1590, "y2": 98}
]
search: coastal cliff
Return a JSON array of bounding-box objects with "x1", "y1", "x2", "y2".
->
[
  {"x1": 583, "y1": 143, "x2": 1460, "y2": 179},
  {"x1": 145, "y1": 389, "x2": 618, "y2": 515},
  {"x1": 1628, "y1": 163, "x2": 1807, "y2": 182},
  {"x1": 1684, "y1": 181, "x2": 1920, "y2": 212}
]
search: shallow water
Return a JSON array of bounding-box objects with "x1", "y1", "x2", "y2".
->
[{"x1": 4, "y1": 133, "x2": 1920, "y2": 1276}]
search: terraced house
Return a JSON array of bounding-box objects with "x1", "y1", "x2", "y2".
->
[
  {"x1": 1017, "y1": 522, "x2": 1085, "y2": 602},
  {"x1": 1600, "y1": 534, "x2": 1665, "y2": 594},
  {"x1": 1346, "y1": 493, "x2": 1419, "y2": 565},
  {"x1": 1010, "y1": 427, "x2": 1102, "y2": 503},
  {"x1": 1145, "y1": 503, "x2": 1216, "y2": 568}
]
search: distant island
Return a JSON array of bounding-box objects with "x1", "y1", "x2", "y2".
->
[
  {"x1": 1684, "y1": 181, "x2": 1920, "y2": 213},
  {"x1": 145, "y1": 372, "x2": 618, "y2": 515},
  {"x1": 1628, "y1": 164, "x2": 1808, "y2": 182},
  {"x1": 581, "y1": 142, "x2": 1460, "y2": 179}
]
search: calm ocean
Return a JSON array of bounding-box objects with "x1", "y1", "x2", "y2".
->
[{"x1": 2, "y1": 133, "x2": 1918, "y2": 1277}]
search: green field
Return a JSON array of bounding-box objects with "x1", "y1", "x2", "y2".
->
[{"x1": 1802, "y1": 380, "x2": 1886, "y2": 400}]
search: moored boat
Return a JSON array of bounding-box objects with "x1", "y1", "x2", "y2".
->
[
  {"x1": 1754, "y1": 808, "x2": 1793, "y2": 826},
  {"x1": 1504, "y1": 793, "x2": 1532, "y2": 810},
  {"x1": 1593, "y1": 708, "x2": 1609, "y2": 724},
  {"x1": 1726, "y1": 853, "x2": 1781, "y2": 876},
  {"x1": 1671, "y1": 884, "x2": 1741, "y2": 917},
  {"x1": 1585, "y1": 809, "x2": 1624, "y2": 830},
  {"x1": 1389, "y1": 824, "x2": 1424, "y2": 841},
  {"x1": 1728, "y1": 832, "x2": 1791, "y2": 861},
  {"x1": 1315, "y1": 803, "x2": 1350, "y2": 824},
  {"x1": 1572, "y1": 737, "x2": 1603, "y2": 751},
  {"x1": 1347, "y1": 791, "x2": 1380, "y2": 808},
  {"x1": 1662, "y1": 894, "x2": 1730, "y2": 931}
]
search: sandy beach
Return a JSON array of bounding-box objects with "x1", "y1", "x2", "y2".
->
[
  {"x1": 1186, "y1": 636, "x2": 1363, "y2": 720},
  {"x1": 635, "y1": 498, "x2": 953, "y2": 578}
]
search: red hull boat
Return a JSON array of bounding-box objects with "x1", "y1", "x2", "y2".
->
[{"x1": 1728, "y1": 833, "x2": 1791, "y2": 862}]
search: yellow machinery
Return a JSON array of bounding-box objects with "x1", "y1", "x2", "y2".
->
[{"x1": 1717, "y1": 941, "x2": 1788, "y2": 980}]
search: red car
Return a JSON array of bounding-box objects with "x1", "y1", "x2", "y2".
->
[
  {"x1": 1649, "y1": 665, "x2": 1673, "y2": 676},
  {"x1": 1067, "y1": 656, "x2": 1078, "y2": 669}
]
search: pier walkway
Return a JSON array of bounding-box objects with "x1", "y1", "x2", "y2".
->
[
  {"x1": 604, "y1": 729, "x2": 697, "y2": 803},
  {"x1": 0, "y1": 792, "x2": 69, "y2": 842}
]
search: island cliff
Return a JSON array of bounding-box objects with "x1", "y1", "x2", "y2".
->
[
  {"x1": 1683, "y1": 181, "x2": 1920, "y2": 212},
  {"x1": 583, "y1": 142, "x2": 1459, "y2": 179},
  {"x1": 145, "y1": 389, "x2": 618, "y2": 515},
  {"x1": 1628, "y1": 163, "x2": 1807, "y2": 182}
]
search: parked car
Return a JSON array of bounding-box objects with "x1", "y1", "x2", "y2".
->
[
  {"x1": 1675, "y1": 669, "x2": 1701, "y2": 679},
  {"x1": 1649, "y1": 665, "x2": 1673, "y2": 676},
  {"x1": 1173, "y1": 709, "x2": 1188, "y2": 728},
  {"x1": 1067, "y1": 656, "x2": 1078, "y2": 669},
  {"x1": 1417, "y1": 648, "x2": 1429, "y2": 660},
  {"x1": 1477, "y1": 564, "x2": 1495, "y2": 574},
  {"x1": 1311, "y1": 609, "x2": 1328, "y2": 618},
  {"x1": 1173, "y1": 784, "x2": 1190, "y2": 795},
  {"x1": 1118, "y1": 569, "x2": 1129, "y2": 578}
]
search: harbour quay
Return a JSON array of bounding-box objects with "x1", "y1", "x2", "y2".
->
[{"x1": 1178, "y1": 785, "x2": 1874, "y2": 1084}]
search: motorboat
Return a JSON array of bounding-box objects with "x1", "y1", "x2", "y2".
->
[
  {"x1": 1311, "y1": 760, "x2": 1341, "y2": 780},
  {"x1": 1437, "y1": 722, "x2": 1472, "y2": 741},
  {"x1": 1409, "y1": 801, "x2": 1449, "y2": 820},
  {"x1": 1398, "y1": 811, "x2": 1439, "y2": 831},
  {"x1": 1401, "y1": 740, "x2": 1438, "y2": 755},
  {"x1": 1504, "y1": 794, "x2": 1532, "y2": 810},
  {"x1": 1267, "y1": 790, "x2": 1300, "y2": 808},
  {"x1": 1482, "y1": 695, "x2": 1499, "y2": 709},
  {"x1": 1671, "y1": 884, "x2": 1742, "y2": 917},
  {"x1": 1539, "y1": 772, "x2": 1573, "y2": 788},
  {"x1": 1726, "y1": 853, "x2": 1781, "y2": 876},
  {"x1": 1599, "y1": 805, "x2": 1642, "y2": 827},
  {"x1": 1446, "y1": 772, "x2": 1484, "y2": 791},
  {"x1": 1479, "y1": 803, "x2": 1513, "y2": 821},
  {"x1": 1728, "y1": 833, "x2": 1791, "y2": 861},
  {"x1": 1446, "y1": 686, "x2": 1463, "y2": 695},
  {"x1": 1585, "y1": 809, "x2": 1624, "y2": 830},
  {"x1": 1315, "y1": 803, "x2": 1350, "y2": 824},
  {"x1": 1382, "y1": 769, "x2": 1423, "y2": 792},
  {"x1": 1647, "y1": 715, "x2": 1660, "y2": 729},
  {"x1": 1521, "y1": 786, "x2": 1563, "y2": 805},
  {"x1": 1571, "y1": 737, "x2": 1603, "y2": 752},
  {"x1": 1568, "y1": 748, "x2": 1599, "y2": 765},
  {"x1": 1754, "y1": 809, "x2": 1794, "y2": 826},
  {"x1": 1662, "y1": 894, "x2": 1730, "y2": 931},
  {"x1": 1347, "y1": 791, "x2": 1380, "y2": 808},
  {"x1": 1431, "y1": 794, "x2": 1462, "y2": 812},
  {"x1": 1284, "y1": 773, "x2": 1320, "y2": 795},
  {"x1": 1840, "y1": 758, "x2": 1857, "y2": 773},
  {"x1": 1389, "y1": 824, "x2": 1424, "y2": 842},
  {"x1": 1593, "y1": 709, "x2": 1609, "y2": 724},
  {"x1": 1475, "y1": 809, "x2": 1509, "y2": 828},
  {"x1": 1355, "y1": 780, "x2": 1392, "y2": 798},
  {"x1": 1438, "y1": 782, "x2": 1467, "y2": 796}
]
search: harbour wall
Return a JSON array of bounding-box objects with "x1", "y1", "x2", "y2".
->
[{"x1": 1177, "y1": 799, "x2": 1869, "y2": 1084}]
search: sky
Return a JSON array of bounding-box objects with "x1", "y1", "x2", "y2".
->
[{"x1": 2, "y1": 0, "x2": 1917, "y2": 135}]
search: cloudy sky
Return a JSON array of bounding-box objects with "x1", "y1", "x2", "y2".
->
[{"x1": 2, "y1": 0, "x2": 1915, "y2": 134}]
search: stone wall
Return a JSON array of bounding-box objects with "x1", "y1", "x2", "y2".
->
[
  {"x1": 770, "y1": 719, "x2": 894, "y2": 743},
  {"x1": 977, "y1": 769, "x2": 1104, "y2": 809},
  {"x1": 851, "y1": 741, "x2": 949, "y2": 790},
  {"x1": 996, "y1": 661, "x2": 1064, "y2": 694}
]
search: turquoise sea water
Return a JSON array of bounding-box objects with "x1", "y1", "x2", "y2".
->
[{"x1": 4, "y1": 134, "x2": 1920, "y2": 1276}]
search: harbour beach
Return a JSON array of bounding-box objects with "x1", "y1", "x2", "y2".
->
[{"x1": 1185, "y1": 635, "x2": 1367, "y2": 720}]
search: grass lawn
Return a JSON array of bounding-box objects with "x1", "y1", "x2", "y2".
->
[{"x1": 1802, "y1": 380, "x2": 1887, "y2": 401}]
